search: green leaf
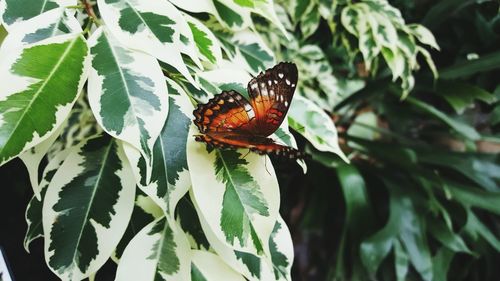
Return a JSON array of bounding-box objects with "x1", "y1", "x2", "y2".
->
[
  {"x1": 233, "y1": 0, "x2": 253, "y2": 8},
  {"x1": 464, "y1": 209, "x2": 500, "y2": 252},
  {"x1": 337, "y1": 163, "x2": 375, "y2": 234},
  {"x1": 406, "y1": 96, "x2": 481, "y2": 140},
  {"x1": 440, "y1": 50, "x2": 500, "y2": 79},
  {"x1": 418, "y1": 150, "x2": 499, "y2": 192},
  {"x1": 388, "y1": 184, "x2": 433, "y2": 281},
  {"x1": 362, "y1": 179, "x2": 432, "y2": 281},
  {"x1": 428, "y1": 217, "x2": 473, "y2": 254},
  {"x1": 445, "y1": 180, "x2": 500, "y2": 215},
  {"x1": 0, "y1": 34, "x2": 88, "y2": 166},
  {"x1": 437, "y1": 81, "x2": 496, "y2": 114},
  {"x1": 188, "y1": 21, "x2": 217, "y2": 63},
  {"x1": 422, "y1": 0, "x2": 473, "y2": 28},
  {"x1": 43, "y1": 135, "x2": 136, "y2": 280},
  {"x1": 393, "y1": 240, "x2": 409, "y2": 281},
  {"x1": 432, "y1": 248, "x2": 455, "y2": 281}
]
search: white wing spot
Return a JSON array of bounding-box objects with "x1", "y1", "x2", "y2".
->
[
  {"x1": 291, "y1": 83, "x2": 296, "y2": 87},
  {"x1": 284, "y1": 101, "x2": 288, "y2": 106},
  {"x1": 251, "y1": 83, "x2": 258, "y2": 90},
  {"x1": 228, "y1": 98, "x2": 234, "y2": 102},
  {"x1": 261, "y1": 83, "x2": 265, "y2": 88},
  {"x1": 285, "y1": 79, "x2": 290, "y2": 85},
  {"x1": 278, "y1": 73, "x2": 284, "y2": 79},
  {"x1": 274, "y1": 80, "x2": 278, "y2": 84},
  {"x1": 261, "y1": 86, "x2": 269, "y2": 96},
  {"x1": 268, "y1": 80, "x2": 272, "y2": 86}
]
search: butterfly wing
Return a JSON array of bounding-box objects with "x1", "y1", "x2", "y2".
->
[
  {"x1": 193, "y1": 62, "x2": 303, "y2": 159},
  {"x1": 195, "y1": 133, "x2": 304, "y2": 159},
  {"x1": 193, "y1": 90, "x2": 256, "y2": 134},
  {"x1": 247, "y1": 62, "x2": 298, "y2": 136}
]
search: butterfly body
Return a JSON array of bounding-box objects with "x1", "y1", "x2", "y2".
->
[{"x1": 193, "y1": 62, "x2": 303, "y2": 159}]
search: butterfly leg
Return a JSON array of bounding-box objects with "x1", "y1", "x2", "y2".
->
[
  {"x1": 264, "y1": 156, "x2": 271, "y2": 176},
  {"x1": 242, "y1": 149, "x2": 252, "y2": 159}
]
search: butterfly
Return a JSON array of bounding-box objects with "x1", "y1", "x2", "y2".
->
[{"x1": 193, "y1": 62, "x2": 304, "y2": 159}]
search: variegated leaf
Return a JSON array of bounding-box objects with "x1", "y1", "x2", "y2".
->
[
  {"x1": 252, "y1": 0, "x2": 288, "y2": 39},
  {"x1": 42, "y1": 135, "x2": 136, "y2": 280},
  {"x1": 381, "y1": 47, "x2": 406, "y2": 81},
  {"x1": 273, "y1": 118, "x2": 307, "y2": 173},
  {"x1": 367, "y1": 11, "x2": 398, "y2": 51},
  {"x1": 0, "y1": 33, "x2": 89, "y2": 167},
  {"x1": 190, "y1": 192, "x2": 278, "y2": 280},
  {"x1": 24, "y1": 148, "x2": 71, "y2": 252},
  {"x1": 114, "y1": 192, "x2": 163, "y2": 260},
  {"x1": 187, "y1": 125, "x2": 280, "y2": 255},
  {"x1": 115, "y1": 216, "x2": 191, "y2": 281},
  {"x1": 20, "y1": 92, "x2": 92, "y2": 197},
  {"x1": 0, "y1": 7, "x2": 81, "y2": 52},
  {"x1": 407, "y1": 24, "x2": 440, "y2": 50},
  {"x1": 19, "y1": 122, "x2": 65, "y2": 196},
  {"x1": 196, "y1": 66, "x2": 250, "y2": 97},
  {"x1": 268, "y1": 218, "x2": 294, "y2": 281},
  {"x1": 168, "y1": 0, "x2": 216, "y2": 14},
  {"x1": 0, "y1": 0, "x2": 75, "y2": 30},
  {"x1": 231, "y1": 31, "x2": 275, "y2": 74},
  {"x1": 191, "y1": 250, "x2": 246, "y2": 281},
  {"x1": 212, "y1": 0, "x2": 252, "y2": 30},
  {"x1": 300, "y1": 3, "x2": 320, "y2": 38},
  {"x1": 97, "y1": 0, "x2": 196, "y2": 84},
  {"x1": 288, "y1": 95, "x2": 349, "y2": 162},
  {"x1": 47, "y1": 94, "x2": 102, "y2": 163},
  {"x1": 176, "y1": 196, "x2": 210, "y2": 250},
  {"x1": 123, "y1": 78, "x2": 192, "y2": 216},
  {"x1": 184, "y1": 14, "x2": 222, "y2": 65},
  {"x1": 88, "y1": 27, "x2": 168, "y2": 176}
]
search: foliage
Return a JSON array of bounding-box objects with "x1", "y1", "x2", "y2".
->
[
  {"x1": 0, "y1": 0, "x2": 499, "y2": 281},
  {"x1": 266, "y1": 0, "x2": 500, "y2": 280}
]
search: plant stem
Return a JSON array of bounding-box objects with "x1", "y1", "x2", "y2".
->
[{"x1": 81, "y1": 0, "x2": 101, "y2": 26}]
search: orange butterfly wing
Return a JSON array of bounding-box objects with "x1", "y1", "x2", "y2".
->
[
  {"x1": 193, "y1": 62, "x2": 302, "y2": 158},
  {"x1": 247, "y1": 62, "x2": 298, "y2": 136}
]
